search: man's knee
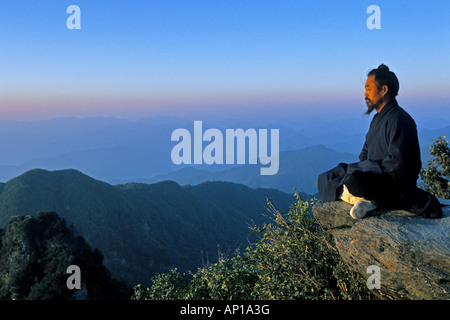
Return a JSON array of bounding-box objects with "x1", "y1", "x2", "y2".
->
[
  {"x1": 343, "y1": 171, "x2": 366, "y2": 198},
  {"x1": 344, "y1": 170, "x2": 396, "y2": 203}
]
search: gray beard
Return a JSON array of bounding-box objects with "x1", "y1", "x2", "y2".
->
[{"x1": 365, "y1": 99, "x2": 378, "y2": 115}]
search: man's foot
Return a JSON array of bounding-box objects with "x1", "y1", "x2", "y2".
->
[
  {"x1": 350, "y1": 199, "x2": 377, "y2": 219},
  {"x1": 340, "y1": 184, "x2": 360, "y2": 205}
]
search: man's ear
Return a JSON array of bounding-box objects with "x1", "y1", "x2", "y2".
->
[{"x1": 381, "y1": 85, "x2": 389, "y2": 97}]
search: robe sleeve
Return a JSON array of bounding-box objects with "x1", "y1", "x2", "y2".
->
[{"x1": 359, "y1": 141, "x2": 368, "y2": 161}]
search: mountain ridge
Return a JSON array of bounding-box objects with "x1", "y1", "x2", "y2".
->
[
  {"x1": 1, "y1": 115, "x2": 447, "y2": 184},
  {"x1": 0, "y1": 168, "x2": 295, "y2": 286},
  {"x1": 123, "y1": 144, "x2": 356, "y2": 195}
]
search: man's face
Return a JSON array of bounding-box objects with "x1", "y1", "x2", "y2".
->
[{"x1": 364, "y1": 75, "x2": 384, "y2": 114}]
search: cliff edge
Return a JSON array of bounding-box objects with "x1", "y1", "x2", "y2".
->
[{"x1": 312, "y1": 199, "x2": 450, "y2": 300}]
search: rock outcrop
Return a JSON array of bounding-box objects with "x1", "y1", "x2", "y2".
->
[
  {"x1": 0, "y1": 212, "x2": 128, "y2": 300},
  {"x1": 312, "y1": 199, "x2": 450, "y2": 300}
]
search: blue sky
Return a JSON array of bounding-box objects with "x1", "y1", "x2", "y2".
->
[{"x1": 0, "y1": 0, "x2": 449, "y2": 120}]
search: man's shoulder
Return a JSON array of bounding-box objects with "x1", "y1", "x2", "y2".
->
[
  {"x1": 384, "y1": 104, "x2": 418, "y2": 137},
  {"x1": 387, "y1": 104, "x2": 416, "y2": 125}
]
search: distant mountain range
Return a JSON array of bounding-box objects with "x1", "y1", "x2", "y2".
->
[
  {"x1": 0, "y1": 115, "x2": 447, "y2": 293},
  {"x1": 0, "y1": 169, "x2": 295, "y2": 286},
  {"x1": 124, "y1": 144, "x2": 357, "y2": 195},
  {"x1": 0, "y1": 116, "x2": 447, "y2": 191}
]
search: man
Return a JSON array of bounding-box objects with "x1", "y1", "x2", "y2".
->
[{"x1": 318, "y1": 64, "x2": 442, "y2": 219}]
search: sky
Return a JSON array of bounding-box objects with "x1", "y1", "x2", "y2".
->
[{"x1": 0, "y1": 0, "x2": 449, "y2": 120}]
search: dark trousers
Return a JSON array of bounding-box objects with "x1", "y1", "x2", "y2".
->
[
  {"x1": 343, "y1": 171, "x2": 401, "y2": 208},
  {"x1": 319, "y1": 164, "x2": 443, "y2": 218}
]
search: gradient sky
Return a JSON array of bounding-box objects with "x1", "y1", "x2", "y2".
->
[{"x1": 0, "y1": 0, "x2": 449, "y2": 120}]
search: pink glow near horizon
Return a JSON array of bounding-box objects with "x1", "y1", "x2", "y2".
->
[{"x1": 1, "y1": 86, "x2": 448, "y2": 121}]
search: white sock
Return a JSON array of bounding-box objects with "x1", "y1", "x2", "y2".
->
[{"x1": 350, "y1": 198, "x2": 378, "y2": 219}]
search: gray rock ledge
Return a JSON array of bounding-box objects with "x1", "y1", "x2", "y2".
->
[{"x1": 312, "y1": 199, "x2": 450, "y2": 300}]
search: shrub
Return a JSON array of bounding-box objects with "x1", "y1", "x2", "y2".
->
[
  {"x1": 132, "y1": 194, "x2": 371, "y2": 300},
  {"x1": 420, "y1": 136, "x2": 450, "y2": 199}
]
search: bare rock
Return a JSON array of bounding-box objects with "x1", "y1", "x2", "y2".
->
[{"x1": 312, "y1": 199, "x2": 450, "y2": 300}]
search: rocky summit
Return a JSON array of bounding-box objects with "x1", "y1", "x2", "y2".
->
[{"x1": 312, "y1": 199, "x2": 450, "y2": 300}]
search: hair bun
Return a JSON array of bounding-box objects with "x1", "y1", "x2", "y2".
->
[{"x1": 378, "y1": 64, "x2": 390, "y2": 71}]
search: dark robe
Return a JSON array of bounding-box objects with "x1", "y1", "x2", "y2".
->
[{"x1": 318, "y1": 99, "x2": 443, "y2": 218}]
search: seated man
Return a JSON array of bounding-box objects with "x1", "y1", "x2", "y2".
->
[{"x1": 318, "y1": 64, "x2": 442, "y2": 219}]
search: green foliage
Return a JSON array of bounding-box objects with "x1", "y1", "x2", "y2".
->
[
  {"x1": 420, "y1": 136, "x2": 450, "y2": 199},
  {"x1": 0, "y1": 169, "x2": 294, "y2": 286},
  {"x1": 0, "y1": 212, "x2": 129, "y2": 300},
  {"x1": 133, "y1": 194, "x2": 371, "y2": 300},
  {"x1": 132, "y1": 255, "x2": 259, "y2": 300}
]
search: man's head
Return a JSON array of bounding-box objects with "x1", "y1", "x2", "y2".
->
[{"x1": 364, "y1": 64, "x2": 399, "y2": 114}]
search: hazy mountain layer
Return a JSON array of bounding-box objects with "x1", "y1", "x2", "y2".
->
[
  {"x1": 1, "y1": 117, "x2": 446, "y2": 185},
  {"x1": 144, "y1": 144, "x2": 357, "y2": 194}
]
